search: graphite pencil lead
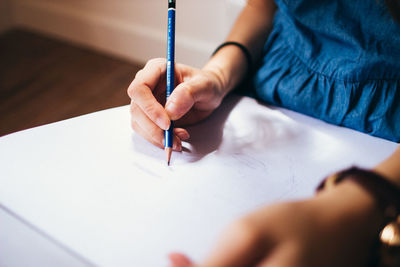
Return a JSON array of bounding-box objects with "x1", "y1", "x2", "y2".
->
[{"x1": 165, "y1": 147, "x2": 172, "y2": 166}]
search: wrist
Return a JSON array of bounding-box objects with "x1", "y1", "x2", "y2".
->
[
  {"x1": 318, "y1": 180, "x2": 383, "y2": 229},
  {"x1": 203, "y1": 44, "x2": 248, "y2": 94}
]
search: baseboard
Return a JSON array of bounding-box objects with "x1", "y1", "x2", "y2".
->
[{"x1": 12, "y1": 1, "x2": 215, "y2": 67}]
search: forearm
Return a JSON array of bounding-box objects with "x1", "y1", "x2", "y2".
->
[{"x1": 203, "y1": 0, "x2": 277, "y2": 96}]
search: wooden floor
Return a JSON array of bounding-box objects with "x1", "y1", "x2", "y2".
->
[{"x1": 0, "y1": 29, "x2": 143, "y2": 136}]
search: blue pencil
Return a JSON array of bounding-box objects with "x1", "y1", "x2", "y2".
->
[{"x1": 165, "y1": 0, "x2": 176, "y2": 165}]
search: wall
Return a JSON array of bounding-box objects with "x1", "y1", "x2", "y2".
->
[
  {"x1": 10, "y1": 0, "x2": 245, "y2": 67},
  {"x1": 0, "y1": 0, "x2": 12, "y2": 33}
]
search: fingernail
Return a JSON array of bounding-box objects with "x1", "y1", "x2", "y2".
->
[
  {"x1": 165, "y1": 102, "x2": 178, "y2": 116},
  {"x1": 176, "y1": 140, "x2": 182, "y2": 151},
  {"x1": 177, "y1": 131, "x2": 190, "y2": 140},
  {"x1": 157, "y1": 118, "x2": 170, "y2": 130}
]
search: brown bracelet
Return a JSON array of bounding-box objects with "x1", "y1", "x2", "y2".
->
[{"x1": 317, "y1": 167, "x2": 400, "y2": 267}]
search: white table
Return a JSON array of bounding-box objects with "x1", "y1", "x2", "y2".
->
[{"x1": 0, "y1": 95, "x2": 397, "y2": 266}]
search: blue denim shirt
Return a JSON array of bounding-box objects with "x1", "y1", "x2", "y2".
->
[{"x1": 253, "y1": 0, "x2": 400, "y2": 142}]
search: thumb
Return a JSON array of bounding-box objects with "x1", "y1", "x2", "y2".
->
[{"x1": 165, "y1": 82, "x2": 196, "y2": 121}]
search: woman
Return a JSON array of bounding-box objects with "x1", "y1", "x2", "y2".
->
[{"x1": 127, "y1": 0, "x2": 400, "y2": 266}]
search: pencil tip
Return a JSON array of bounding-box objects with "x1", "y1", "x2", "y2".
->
[{"x1": 165, "y1": 147, "x2": 172, "y2": 166}]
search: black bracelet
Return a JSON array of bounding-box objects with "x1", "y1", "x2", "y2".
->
[{"x1": 212, "y1": 41, "x2": 253, "y2": 78}]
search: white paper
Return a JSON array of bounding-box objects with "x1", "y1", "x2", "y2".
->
[
  {"x1": 0, "y1": 95, "x2": 397, "y2": 266},
  {"x1": 0, "y1": 205, "x2": 90, "y2": 267}
]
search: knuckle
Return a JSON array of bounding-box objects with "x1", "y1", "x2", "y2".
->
[
  {"x1": 142, "y1": 102, "x2": 159, "y2": 117},
  {"x1": 147, "y1": 58, "x2": 165, "y2": 67},
  {"x1": 130, "y1": 120, "x2": 139, "y2": 132},
  {"x1": 134, "y1": 69, "x2": 144, "y2": 80},
  {"x1": 130, "y1": 85, "x2": 145, "y2": 101},
  {"x1": 127, "y1": 82, "x2": 136, "y2": 98},
  {"x1": 127, "y1": 69, "x2": 146, "y2": 98},
  {"x1": 127, "y1": 87, "x2": 133, "y2": 98},
  {"x1": 127, "y1": 81, "x2": 142, "y2": 100},
  {"x1": 130, "y1": 103, "x2": 139, "y2": 114}
]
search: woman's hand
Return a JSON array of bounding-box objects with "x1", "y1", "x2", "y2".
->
[
  {"x1": 127, "y1": 58, "x2": 226, "y2": 151},
  {"x1": 169, "y1": 181, "x2": 384, "y2": 267}
]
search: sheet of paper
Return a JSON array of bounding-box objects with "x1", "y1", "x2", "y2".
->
[
  {"x1": 0, "y1": 95, "x2": 397, "y2": 266},
  {"x1": 0, "y1": 204, "x2": 90, "y2": 267}
]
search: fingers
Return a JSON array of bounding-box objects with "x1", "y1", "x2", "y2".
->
[
  {"x1": 129, "y1": 58, "x2": 217, "y2": 149},
  {"x1": 131, "y1": 99, "x2": 191, "y2": 141},
  {"x1": 128, "y1": 58, "x2": 170, "y2": 130},
  {"x1": 131, "y1": 101, "x2": 164, "y2": 145},
  {"x1": 131, "y1": 84, "x2": 170, "y2": 130},
  {"x1": 131, "y1": 119, "x2": 163, "y2": 148},
  {"x1": 128, "y1": 58, "x2": 166, "y2": 97},
  {"x1": 130, "y1": 98, "x2": 190, "y2": 151},
  {"x1": 131, "y1": 119, "x2": 186, "y2": 151},
  {"x1": 130, "y1": 104, "x2": 190, "y2": 150},
  {"x1": 128, "y1": 58, "x2": 193, "y2": 148},
  {"x1": 174, "y1": 127, "x2": 190, "y2": 141},
  {"x1": 168, "y1": 253, "x2": 195, "y2": 267}
]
